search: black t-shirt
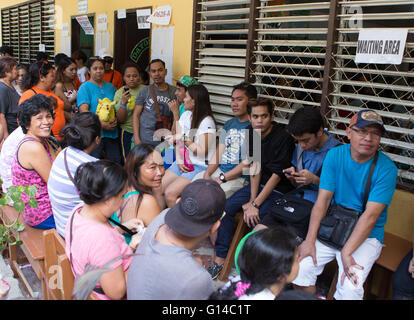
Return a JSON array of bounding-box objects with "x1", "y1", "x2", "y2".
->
[
  {"x1": 247, "y1": 121, "x2": 295, "y2": 193},
  {"x1": 0, "y1": 81, "x2": 20, "y2": 134}
]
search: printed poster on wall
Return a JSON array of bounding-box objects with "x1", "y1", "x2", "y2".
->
[
  {"x1": 78, "y1": 0, "x2": 88, "y2": 14},
  {"x1": 97, "y1": 14, "x2": 107, "y2": 32},
  {"x1": 355, "y1": 29, "x2": 408, "y2": 65},
  {"x1": 152, "y1": 26, "x2": 174, "y2": 85},
  {"x1": 147, "y1": 5, "x2": 172, "y2": 26},
  {"x1": 76, "y1": 15, "x2": 94, "y2": 35},
  {"x1": 137, "y1": 9, "x2": 151, "y2": 29}
]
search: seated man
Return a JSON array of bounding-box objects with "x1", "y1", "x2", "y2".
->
[
  {"x1": 127, "y1": 179, "x2": 226, "y2": 300},
  {"x1": 193, "y1": 82, "x2": 257, "y2": 198},
  {"x1": 207, "y1": 98, "x2": 295, "y2": 279},
  {"x1": 256, "y1": 107, "x2": 340, "y2": 239},
  {"x1": 293, "y1": 109, "x2": 398, "y2": 300}
]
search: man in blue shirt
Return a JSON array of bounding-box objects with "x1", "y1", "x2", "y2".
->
[
  {"x1": 293, "y1": 109, "x2": 398, "y2": 300},
  {"x1": 193, "y1": 82, "x2": 257, "y2": 198},
  {"x1": 256, "y1": 107, "x2": 340, "y2": 238}
]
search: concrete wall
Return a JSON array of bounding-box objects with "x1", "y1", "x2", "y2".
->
[{"x1": 0, "y1": 0, "x2": 194, "y2": 80}]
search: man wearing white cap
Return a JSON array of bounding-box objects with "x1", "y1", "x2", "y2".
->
[{"x1": 98, "y1": 48, "x2": 123, "y2": 90}]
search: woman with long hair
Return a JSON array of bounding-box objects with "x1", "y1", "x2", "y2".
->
[
  {"x1": 161, "y1": 84, "x2": 216, "y2": 208},
  {"x1": 54, "y1": 56, "x2": 78, "y2": 122},
  {"x1": 19, "y1": 61, "x2": 65, "y2": 141},
  {"x1": 110, "y1": 143, "x2": 165, "y2": 244},
  {"x1": 77, "y1": 57, "x2": 121, "y2": 164}
]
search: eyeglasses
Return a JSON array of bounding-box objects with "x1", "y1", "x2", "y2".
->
[{"x1": 351, "y1": 127, "x2": 382, "y2": 139}]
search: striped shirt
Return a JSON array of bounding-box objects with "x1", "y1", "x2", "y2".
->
[{"x1": 47, "y1": 146, "x2": 98, "y2": 237}]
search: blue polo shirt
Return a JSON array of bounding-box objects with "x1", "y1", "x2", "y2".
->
[
  {"x1": 319, "y1": 144, "x2": 398, "y2": 243},
  {"x1": 292, "y1": 131, "x2": 340, "y2": 203},
  {"x1": 77, "y1": 80, "x2": 117, "y2": 139}
]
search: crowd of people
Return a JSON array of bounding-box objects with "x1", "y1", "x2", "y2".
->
[{"x1": 0, "y1": 44, "x2": 412, "y2": 301}]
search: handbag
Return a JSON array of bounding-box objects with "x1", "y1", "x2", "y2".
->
[
  {"x1": 270, "y1": 187, "x2": 314, "y2": 239},
  {"x1": 317, "y1": 151, "x2": 378, "y2": 250},
  {"x1": 175, "y1": 140, "x2": 194, "y2": 172},
  {"x1": 268, "y1": 148, "x2": 319, "y2": 240},
  {"x1": 149, "y1": 84, "x2": 172, "y2": 131}
]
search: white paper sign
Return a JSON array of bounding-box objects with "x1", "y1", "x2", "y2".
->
[
  {"x1": 78, "y1": 0, "x2": 88, "y2": 14},
  {"x1": 147, "y1": 5, "x2": 172, "y2": 26},
  {"x1": 137, "y1": 9, "x2": 151, "y2": 29},
  {"x1": 62, "y1": 23, "x2": 69, "y2": 37},
  {"x1": 117, "y1": 9, "x2": 126, "y2": 19},
  {"x1": 39, "y1": 44, "x2": 45, "y2": 52},
  {"x1": 97, "y1": 14, "x2": 107, "y2": 32},
  {"x1": 355, "y1": 29, "x2": 408, "y2": 65},
  {"x1": 76, "y1": 15, "x2": 94, "y2": 35},
  {"x1": 152, "y1": 27, "x2": 174, "y2": 85}
]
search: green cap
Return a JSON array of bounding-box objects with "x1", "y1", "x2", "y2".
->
[{"x1": 176, "y1": 75, "x2": 198, "y2": 87}]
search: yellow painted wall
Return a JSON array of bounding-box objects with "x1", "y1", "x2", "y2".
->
[
  {"x1": 0, "y1": 0, "x2": 194, "y2": 79},
  {"x1": 385, "y1": 189, "x2": 414, "y2": 242}
]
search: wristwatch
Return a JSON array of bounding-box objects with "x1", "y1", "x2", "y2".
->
[{"x1": 219, "y1": 172, "x2": 227, "y2": 183}]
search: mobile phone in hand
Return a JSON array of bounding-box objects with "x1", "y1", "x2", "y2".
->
[{"x1": 124, "y1": 87, "x2": 130, "y2": 93}]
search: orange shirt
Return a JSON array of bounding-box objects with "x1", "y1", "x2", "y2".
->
[
  {"x1": 19, "y1": 87, "x2": 66, "y2": 141},
  {"x1": 103, "y1": 70, "x2": 123, "y2": 90}
]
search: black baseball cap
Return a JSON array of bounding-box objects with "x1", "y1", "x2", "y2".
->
[{"x1": 165, "y1": 179, "x2": 226, "y2": 238}]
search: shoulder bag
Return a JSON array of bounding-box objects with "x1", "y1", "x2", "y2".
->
[
  {"x1": 149, "y1": 84, "x2": 172, "y2": 131},
  {"x1": 317, "y1": 151, "x2": 379, "y2": 250}
]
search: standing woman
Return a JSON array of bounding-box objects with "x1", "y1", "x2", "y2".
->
[
  {"x1": 77, "y1": 57, "x2": 120, "y2": 164},
  {"x1": 19, "y1": 61, "x2": 66, "y2": 142},
  {"x1": 55, "y1": 56, "x2": 78, "y2": 123},
  {"x1": 12, "y1": 94, "x2": 57, "y2": 229},
  {"x1": 114, "y1": 62, "x2": 145, "y2": 161},
  {"x1": 161, "y1": 84, "x2": 216, "y2": 208}
]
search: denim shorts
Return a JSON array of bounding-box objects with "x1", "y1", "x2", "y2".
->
[{"x1": 168, "y1": 161, "x2": 206, "y2": 180}]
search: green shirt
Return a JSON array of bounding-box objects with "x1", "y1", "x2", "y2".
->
[{"x1": 114, "y1": 85, "x2": 145, "y2": 133}]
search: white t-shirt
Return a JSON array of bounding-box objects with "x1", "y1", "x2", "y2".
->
[
  {"x1": 178, "y1": 111, "x2": 216, "y2": 167},
  {"x1": 77, "y1": 66, "x2": 88, "y2": 84}
]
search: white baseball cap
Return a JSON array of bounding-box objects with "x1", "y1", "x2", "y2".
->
[{"x1": 98, "y1": 48, "x2": 113, "y2": 59}]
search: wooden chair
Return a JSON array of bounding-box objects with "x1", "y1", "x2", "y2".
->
[
  {"x1": 0, "y1": 205, "x2": 46, "y2": 298},
  {"x1": 42, "y1": 228, "x2": 99, "y2": 300},
  {"x1": 218, "y1": 211, "x2": 248, "y2": 281}
]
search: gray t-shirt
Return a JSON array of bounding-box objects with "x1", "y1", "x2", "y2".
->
[
  {"x1": 135, "y1": 84, "x2": 176, "y2": 146},
  {"x1": 0, "y1": 81, "x2": 20, "y2": 134},
  {"x1": 127, "y1": 209, "x2": 214, "y2": 300}
]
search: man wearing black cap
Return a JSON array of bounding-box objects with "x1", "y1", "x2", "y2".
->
[
  {"x1": 127, "y1": 179, "x2": 226, "y2": 300},
  {"x1": 293, "y1": 109, "x2": 398, "y2": 300}
]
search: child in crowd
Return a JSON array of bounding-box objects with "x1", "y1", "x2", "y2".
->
[
  {"x1": 66, "y1": 160, "x2": 143, "y2": 300},
  {"x1": 12, "y1": 63, "x2": 28, "y2": 96},
  {"x1": 210, "y1": 226, "x2": 300, "y2": 300},
  {"x1": 72, "y1": 50, "x2": 88, "y2": 84},
  {"x1": 12, "y1": 94, "x2": 58, "y2": 229}
]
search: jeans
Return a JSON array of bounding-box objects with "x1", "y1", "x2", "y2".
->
[
  {"x1": 120, "y1": 129, "x2": 133, "y2": 163},
  {"x1": 392, "y1": 250, "x2": 414, "y2": 299},
  {"x1": 214, "y1": 184, "x2": 283, "y2": 259},
  {"x1": 91, "y1": 137, "x2": 122, "y2": 164}
]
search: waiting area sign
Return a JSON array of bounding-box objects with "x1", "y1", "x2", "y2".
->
[{"x1": 355, "y1": 29, "x2": 408, "y2": 65}]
